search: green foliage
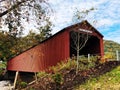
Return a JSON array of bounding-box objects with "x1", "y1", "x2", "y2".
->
[
  {"x1": 104, "y1": 52, "x2": 116, "y2": 59},
  {"x1": 104, "y1": 40, "x2": 120, "y2": 52},
  {"x1": 0, "y1": 0, "x2": 51, "y2": 36},
  {"x1": 0, "y1": 61, "x2": 6, "y2": 69},
  {"x1": 50, "y1": 60, "x2": 77, "y2": 73},
  {"x1": 0, "y1": 20, "x2": 52, "y2": 62},
  {"x1": 37, "y1": 71, "x2": 48, "y2": 78},
  {"x1": 49, "y1": 56, "x2": 98, "y2": 81},
  {"x1": 38, "y1": 20, "x2": 52, "y2": 41},
  {"x1": 50, "y1": 55, "x2": 98, "y2": 74},
  {"x1": 0, "y1": 32, "x2": 14, "y2": 61},
  {"x1": 104, "y1": 40, "x2": 120, "y2": 60},
  {"x1": 0, "y1": 61, "x2": 6, "y2": 79},
  {"x1": 75, "y1": 66, "x2": 120, "y2": 90},
  {"x1": 17, "y1": 81, "x2": 28, "y2": 89},
  {"x1": 78, "y1": 55, "x2": 98, "y2": 70},
  {"x1": 52, "y1": 73, "x2": 63, "y2": 90},
  {"x1": 52, "y1": 73, "x2": 63, "y2": 84},
  {"x1": 20, "y1": 81, "x2": 28, "y2": 88},
  {"x1": 0, "y1": 0, "x2": 52, "y2": 62}
]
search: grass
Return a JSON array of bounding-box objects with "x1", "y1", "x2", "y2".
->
[
  {"x1": 50, "y1": 59, "x2": 77, "y2": 73},
  {"x1": 75, "y1": 65, "x2": 120, "y2": 90},
  {"x1": 50, "y1": 55, "x2": 98, "y2": 73}
]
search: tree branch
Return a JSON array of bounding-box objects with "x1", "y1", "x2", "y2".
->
[
  {"x1": 79, "y1": 33, "x2": 89, "y2": 51},
  {"x1": 0, "y1": 0, "x2": 29, "y2": 17}
]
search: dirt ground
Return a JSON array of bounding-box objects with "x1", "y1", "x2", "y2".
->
[{"x1": 24, "y1": 61, "x2": 120, "y2": 90}]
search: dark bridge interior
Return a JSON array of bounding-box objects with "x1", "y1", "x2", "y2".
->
[{"x1": 70, "y1": 31, "x2": 101, "y2": 57}]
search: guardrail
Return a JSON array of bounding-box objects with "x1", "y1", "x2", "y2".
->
[{"x1": 79, "y1": 50, "x2": 120, "y2": 62}]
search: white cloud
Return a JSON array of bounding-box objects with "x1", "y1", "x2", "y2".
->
[
  {"x1": 49, "y1": 0, "x2": 120, "y2": 43},
  {"x1": 96, "y1": 19, "x2": 113, "y2": 28}
]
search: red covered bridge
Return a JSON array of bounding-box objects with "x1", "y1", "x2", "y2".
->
[{"x1": 7, "y1": 20, "x2": 104, "y2": 72}]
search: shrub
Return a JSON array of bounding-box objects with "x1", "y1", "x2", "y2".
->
[
  {"x1": 52, "y1": 73, "x2": 63, "y2": 84},
  {"x1": 50, "y1": 59, "x2": 77, "y2": 73},
  {"x1": 37, "y1": 71, "x2": 48, "y2": 78},
  {"x1": 0, "y1": 62, "x2": 6, "y2": 80},
  {"x1": 104, "y1": 52, "x2": 116, "y2": 60},
  {"x1": 16, "y1": 80, "x2": 28, "y2": 89},
  {"x1": 52, "y1": 73, "x2": 63, "y2": 90},
  {"x1": 50, "y1": 55, "x2": 98, "y2": 73},
  {"x1": 19, "y1": 81, "x2": 28, "y2": 88},
  {"x1": 0, "y1": 61, "x2": 6, "y2": 69},
  {"x1": 77, "y1": 55, "x2": 98, "y2": 70}
]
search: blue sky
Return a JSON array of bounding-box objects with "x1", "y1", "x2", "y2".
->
[{"x1": 48, "y1": 0, "x2": 120, "y2": 43}]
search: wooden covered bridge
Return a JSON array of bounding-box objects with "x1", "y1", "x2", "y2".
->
[{"x1": 7, "y1": 20, "x2": 104, "y2": 72}]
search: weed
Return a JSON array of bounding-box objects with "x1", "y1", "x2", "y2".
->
[
  {"x1": 37, "y1": 71, "x2": 48, "y2": 78},
  {"x1": 52, "y1": 73, "x2": 63, "y2": 90},
  {"x1": 20, "y1": 81, "x2": 28, "y2": 88},
  {"x1": 50, "y1": 59, "x2": 77, "y2": 73},
  {"x1": 52, "y1": 73, "x2": 63, "y2": 84}
]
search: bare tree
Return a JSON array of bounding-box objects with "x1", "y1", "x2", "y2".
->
[
  {"x1": 72, "y1": 7, "x2": 95, "y2": 72},
  {"x1": 70, "y1": 28, "x2": 91, "y2": 72}
]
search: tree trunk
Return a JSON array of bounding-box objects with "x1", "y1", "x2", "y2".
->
[
  {"x1": 76, "y1": 33, "x2": 80, "y2": 73},
  {"x1": 77, "y1": 49, "x2": 79, "y2": 73}
]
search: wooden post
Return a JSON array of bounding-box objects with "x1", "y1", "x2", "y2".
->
[
  {"x1": 88, "y1": 54, "x2": 90, "y2": 62},
  {"x1": 116, "y1": 50, "x2": 119, "y2": 61},
  {"x1": 13, "y1": 71, "x2": 19, "y2": 89},
  {"x1": 35, "y1": 72, "x2": 38, "y2": 83}
]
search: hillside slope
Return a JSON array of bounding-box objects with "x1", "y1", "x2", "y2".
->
[
  {"x1": 75, "y1": 62, "x2": 120, "y2": 90},
  {"x1": 104, "y1": 40, "x2": 120, "y2": 59},
  {"x1": 104, "y1": 40, "x2": 120, "y2": 53},
  {"x1": 23, "y1": 61, "x2": 120, "y2": 90}
]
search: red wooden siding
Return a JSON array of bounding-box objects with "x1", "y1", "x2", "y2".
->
[
  {"x1": 7, "y1": 20, "x2": 104, "y2": 72},
  {"x1": 100, "y1": 39, "x2": 104, "y2": 56},
  {"x1": 7, "y1": 30, "x2": 70, "y2": 72}
]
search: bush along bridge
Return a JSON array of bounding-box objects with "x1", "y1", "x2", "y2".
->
[{"x1": 104, "y1": 50, "x2": 120, "y2": 61}]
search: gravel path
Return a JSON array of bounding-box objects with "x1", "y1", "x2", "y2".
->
[{"x1": 0, "y1": 81, "x2": 13, "y2": 90}]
